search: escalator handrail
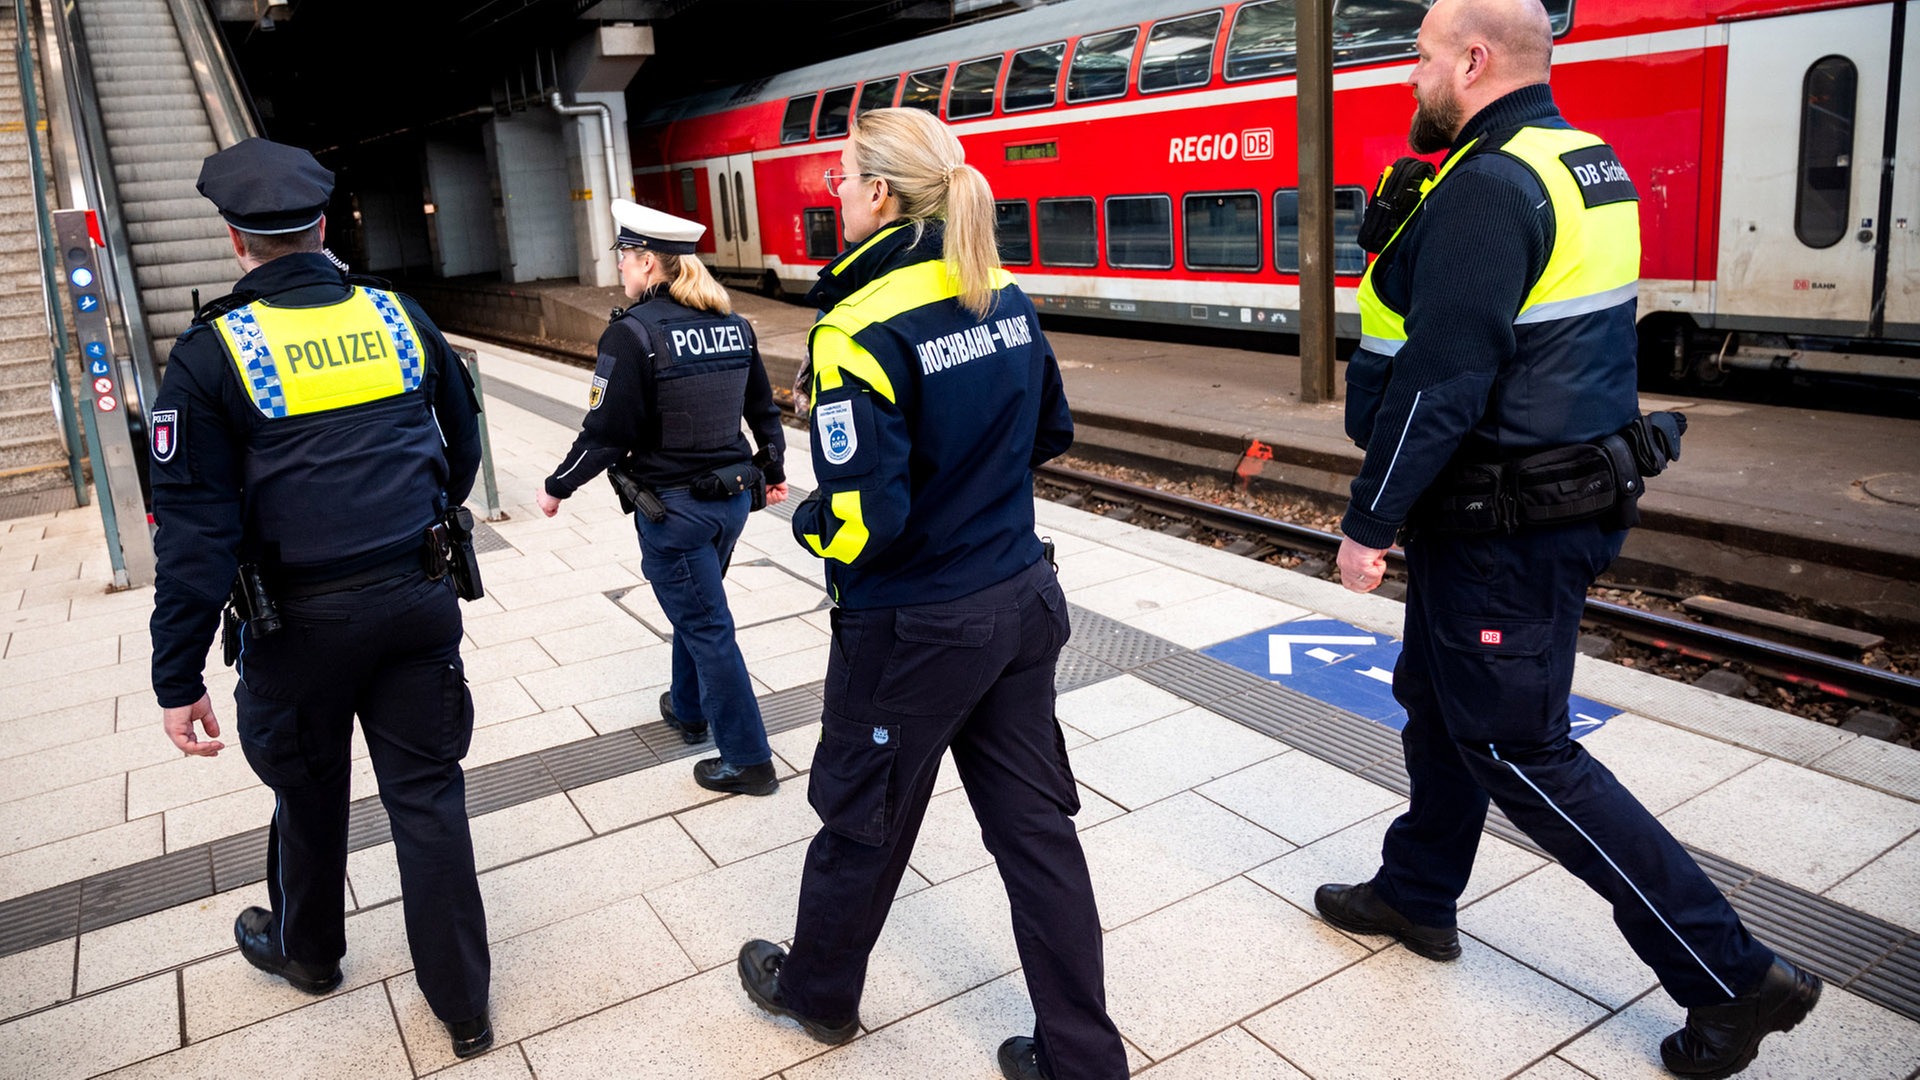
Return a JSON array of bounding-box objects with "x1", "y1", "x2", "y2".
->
[{"x1": 167, "y1": 0, "x2": 259, "y2": 146}]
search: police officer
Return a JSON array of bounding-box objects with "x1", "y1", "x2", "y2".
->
[
  {"x1": 535, "y1": 200, "x2": 788, "y2": 795},
  {"x1": 150, "y1": 138, "x2": 492, "y2": 1058},
  {"x1": 735, "y1": 108, "x2": 1126, "y2": 1080},
  {"x1": 1318, "y1": 2, "x2": 1819, "y2": 1076}
]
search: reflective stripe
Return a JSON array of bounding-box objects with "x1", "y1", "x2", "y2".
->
[
  {"x1": 811, "y1": 325, "x2": 897, "y2": 403},
  {"x1": 215, "y1": 287, "x2": 422, "y2": 419},
  {"x1": 1514, "y1": 280, "x2": 1639, "y2": 324},
  {"x1": 803, "y1": 489, "x2": 870, "y2": 564},
  {"x1": 1370, "y1": 390, "x2": 1422, "y2": 513},
  {"x1": 830, "y1": 223, "x2": 910, "y2": 277},
  {"x1": 1489, "y1": 744, "x2": 1737, "y2": 998},
  {"x1": 1359, "y1": 334, "x2": 1406, "y2": 356}
]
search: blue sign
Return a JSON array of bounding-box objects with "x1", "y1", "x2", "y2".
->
[
  {"x1": 70, "y1": 267, "x2": 93, "y2": 289},
  {"x1": 89, "y1": 359, "x2": 110, "y2": 376},
  {"x1": 76, "y1": 294, "x2": 99, "y2": 313},
  {"x1": 1203, "y1": 618, "x2": 1620, "y2": 737},
  {"x1": 84, "y1": 341, "x2": 107, "y2": 359}
]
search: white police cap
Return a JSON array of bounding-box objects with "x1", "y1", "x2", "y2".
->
[{"x1": 612, "y1": 199, "x2": 704, "y2": 255}]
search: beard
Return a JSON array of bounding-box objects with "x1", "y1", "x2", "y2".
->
[{"x1": 1408, "y1": 85, "x2": 1465, "y2": 155}]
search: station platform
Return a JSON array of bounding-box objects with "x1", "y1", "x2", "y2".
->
[{"x1": 0, "y1": 337, "x2": 1917, "y2": 1079}]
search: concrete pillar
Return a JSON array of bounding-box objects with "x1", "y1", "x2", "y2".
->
[
  {"x1": 483, "y1": 112, "x2": 575, "y2": 283},
  {"x1": 558, "y1": 91, "x2": 632, "y2": 287},
  {"x1": 423, "y1": 139, "x2": 501, "y2": 278}
]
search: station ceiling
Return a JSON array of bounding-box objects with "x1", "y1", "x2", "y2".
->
[{"x1": 218, "y1": 0, "x2": 1053, "y2": 158}]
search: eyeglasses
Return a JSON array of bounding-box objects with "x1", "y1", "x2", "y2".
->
[{"x1": 823, "y1": 170, "x2": 878, "y2": 197}]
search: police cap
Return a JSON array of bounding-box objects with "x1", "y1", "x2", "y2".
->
[
  {"x1": 196, "y1": 138, "x2": 335, "y2": 234},
  {"x1": 611, "y1": 199, "x2": 704, "y2": 255}
]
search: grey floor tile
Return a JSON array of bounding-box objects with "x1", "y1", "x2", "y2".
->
[
  {"x1": 431, "y1": 1050, "x2": 535, "y2": 1079},
  {"x1": 1459, "y1": 865, "x2": 1659, "y2": 1009},
  {"x1": 1070, "y1": 707, "x2": 1286, "y2": 810},
  {"x1": 390, "y1": 893, "x2": 698, "y2": 1074},
  {"x1": 768, "y1": 721, "x2": 824, "y2": 773},
  {"x1": 1511, "y1": 1057, "x2": 1601, "y2": 1080},
  {"x1": 1081, "y1": 792, "x2": 1294, "y2": 930},
  {"x1": 567, "y1": 757, "x2": 733, "y2": 834},
  {"x1": 478, "y1": 817, "x2": 713, "y2": 944},
  {"x1": 1125, "y1": 591, "x2": 1312, "y2": 650},
  {"x1": 0, "y1": 937, "x2": 72, "y2": 1023},
  {"x1": 347, "y1": 793, "x2": 594, "y2": 908},
  {"x1": 0, "y1": 816, "x2": 164, "y2": 904},
  {"x1": 784, "y1": 971, "x2": 1031, "y2": 1080},
  {"x1": 521, "y1": 964, "x2": 825, "y2": 1080},
  {"x1": 1055, "y1": 674, "x2": 1192, "y2": 741},
  {"x1": 675, "y1": 781, "x2": 821, "y2": 866},
  {"x1": 1244, "y1": 937, "x2": 1608, "y2": 1080},
  {"x1": 1823, "y1": 832, "x2": 1920, "y2": 930},
  {"x1": 180, "y1": 902, "x2": 413, "y2": 1043},
  {"x1": 0, "y1": 775, "x2": 126, "y2": 858},
  {"x1": 77, "y1": 883, "x2": 267, "y2": 994},
  {"x1": 0, "y1": 973, "x2": 177, "y2": 1080},
  {"x1": 101, "y1": 984, "x2": 410, "y2": 1080},
  {"x1": 1134, "y1": 1026, "x2": 1310, "y2": 1079},
  {"x1": 859, "y1": 865, "x2": 1022, "y2": 1028},
  {"x1": 907, "y1": 787, "x2": 995, "y2": 885},
  {"x1": 1198, "y1": 750, "x2": 1404, "y2": 846},
  {"x1": 1660, "y1": 759, "x2": 1920, "y2": 892},
  {"x1": 645, "y1": 838, "x2": 811, "y2": 970},
  {"x1": 1106, "y1": 877, "x2": 1368, "y2": 1059},
  {"x1": 1576, "y1": 713, "x2": 1766, "y2": 815},
  {"x1": 1558, "y1": 985, "x2": 1920, "y2": 1079},
  {"x1": 1812, "y1": 736, "x2": 1920, "y2": 803}
]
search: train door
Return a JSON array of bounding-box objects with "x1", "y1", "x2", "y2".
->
[
  {"x1": 705, "y1": 153, "x2": 763, "y2": 273},
  {"x1": 1887, "y1": 9, "x2": 1919, "y2": 334},
  {"x1": 1718, "y1": 4, "x2": 1894, "y2": 334}
]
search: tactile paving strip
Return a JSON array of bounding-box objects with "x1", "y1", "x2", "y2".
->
[
  {"x1": 78, "y1": 849, "x2": 213, "y2": 932},
  {"x1": 1065, "y1": 606, "x2": 1183, "y2": 671},
  {"x1": 1054, "y1": 647, "x2": 1121, "y2": 694},
  {"x1": 1131, "y1": 651, "x2": 1272, "y2": 704},
  {"x1": 469, "y1": 520, "x2": 513, "y2": 555}
]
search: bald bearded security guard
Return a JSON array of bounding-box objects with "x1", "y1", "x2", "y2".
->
[
  {"x1": 1317, "y1": 3, "x2": 1818, "y2": 1078},
  {"x1": 149, "y1": 138, "x2": 494, "y2": 1059}
]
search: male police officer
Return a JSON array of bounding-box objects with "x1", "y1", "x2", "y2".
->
[
  {"x1": 151, "y1": 138, "x2": 493, "y2": 1058},
  {"x1": 1318, "y1": 2, "x2": 1820, "y2": 1077}
]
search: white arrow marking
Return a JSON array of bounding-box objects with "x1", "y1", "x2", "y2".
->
[
  {"x1": 1268, "y1": 633, "x2": 1376, "y2": 675},
  {"x1": 1304, "y1": 647, "x2": 1344, "y2": 664},
  {"x1": 1571, "y1": 712, "x2": 1607, "y2": 728},
  {"x1": 1355, "y1": 665, "x2": 1395, "y2": 685}
]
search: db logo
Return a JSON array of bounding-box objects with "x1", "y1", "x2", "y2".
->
[
  {"x1": 1242, "y1": 128, "x2": 1275, "y2": 161},
  {"x1": 1480, "y1": 629, "x2": 1503, "y2": 646},
  {"x1": 1793, "y1": 279, "x2": 1809, "y2": 290}
]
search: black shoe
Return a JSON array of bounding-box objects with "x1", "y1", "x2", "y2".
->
[
  {"x1": 1660, "y1": 957, "x2": 1822, "y2": 1079},
  {"x1": 660, "y1": 691, "x2": 709, "y2": 744},
  {"x1": 1314, "y1": 882, "x2": 1461, "y2": 961},
  {"x1": 233, "y1": 906, "x2": 343, "y2": 995},
  {"x1": 737, "y1": 939, "x2": 858, "y2": 1045},
  {"x1": 695, "y1": 757, "x2": 779, "y2": 796},
  {"x1": 446, "y1": 1012, "x2": 493, "y2": 1058},
  {"x1": 997, "y1": 1036, "x2": 1050, "y2": 1080}
]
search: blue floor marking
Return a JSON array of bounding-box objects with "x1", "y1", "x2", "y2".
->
[{"x1": 1201, "y1": 618, "x2": 1621, "y2": 738}]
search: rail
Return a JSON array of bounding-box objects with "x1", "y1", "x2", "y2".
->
[{"x1": 1035, "y1": 461, "x2": 1920, "y2": 711}]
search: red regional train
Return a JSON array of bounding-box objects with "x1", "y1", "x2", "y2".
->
[{"x1": 630, "y1": 0, "x2": 1918, "y2": 388}]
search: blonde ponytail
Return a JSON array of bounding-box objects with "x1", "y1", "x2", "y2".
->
[
  {"x1": 850, "y1": 108, "x2": 1002, "y2": 317},
  {"x1": 658, "y1": 252, "x2": 733, "y2": 316}
]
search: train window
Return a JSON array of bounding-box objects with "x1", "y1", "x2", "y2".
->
[
  {"x1": 1038, "y1": 197, "x2": 1098, "y2": 267},
  {"x1": 1184, "y1": 191, "x2": 1261, "y2": 271},
  {"x1": 1226, "y1": 0, "x2": 1296, "y2": 81},
  {"x1": 1067, "y1": 28, "x2": 1137, "y2": 103},
  {"x1": 903, "y1": 66, "x2": 947, "y2": 114},
  {"x1": 1106, "y1": 195, "x2": 1175, "y2": 270},
  {"x1": 678, "y1": 169, "x2": 697, "y2": 215},
  {"x1": 804, "y1": 209, "x2": 840, "y2": 260},
  {"x1": 1795, "y1": 55, "x2": 1857, "y2": 249},
  {"x1": 857, "y1": 76, "x2": 899, "y2": 118},
  {"x1": 996, "y1": 200, "x2": 1033, "y2": 265},
  {"x1": 816, "y1": 86, "x2": 855, "y2": 139},
  {"x1": 949, "y1": 55, "x2": 1003, "y2": 120},
  {"x1": 1005, "y1": 43, "x2": 1067, "y2": 112},
  {"x1": 1271, "y1": 187, "x2": 1371, "y2": 274},
  {"x1": 781, "y1": 95, "x2": 815, "y2": 144},
  {"x1": 1140, "y1": 11, "x2": 1223, "y2": 94},
  {"x1": 1332, "y1": 0, "x2": 1572, "y2": 66}
]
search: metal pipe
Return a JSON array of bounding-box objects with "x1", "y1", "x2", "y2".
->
[{"x1": 548, "y1": 90, "x2": 622, "y2": 208}]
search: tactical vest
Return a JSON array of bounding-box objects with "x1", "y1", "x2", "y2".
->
[
  {"x1": 212, "y1": 286, "x2": 446, "y2": 569},
  {"x1": 1356, "y1": 125, "x2": 1642, "y2": 448},
  {"x1": 623, "y1": 297, "x2": 756, "y2": 452}
]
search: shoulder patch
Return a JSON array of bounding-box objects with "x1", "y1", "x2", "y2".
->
[
  {"x1": 588, "y1": 375, "x2": 608, "y2": 410},
  {"x1": 816, "y1": 399, "x2": 857, "y2": 466},
  {"x1": 1559, "y1": 145, "x2": 1638, "y2": 208},
  {"x1": 150, "y1": 409, "x2": 179, "y2": 463}
]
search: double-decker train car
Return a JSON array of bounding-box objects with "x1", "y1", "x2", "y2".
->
[{"x1": 630, "y1": 0, "x2": 1918, "y2": 388}]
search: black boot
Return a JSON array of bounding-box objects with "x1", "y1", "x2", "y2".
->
[
  {"x1": 446, "y1": 1012, "x2": 493, "y2": 1058},
  {"x1": 736, "y1": 939, "x2": 859, "y2": 1045},
  {"x1": 694, "y1": 757, "x2": 778, "y2": 796},
  {"x1": 233, "y1": 906, "x2": 343, "y2": 995},
  {"x1": 997, "y1": 1035, "x2": 1050, "y2": 1079},
  {"x1": 1314, "y1": 882, "x2": 1461, "y2": 961},
  {"x1": 659, "y1": 691, "x2": 709, "y2": 744},
  {"x1": 1660, "y1": 957, "x2": 1822, "y2": 1079}
]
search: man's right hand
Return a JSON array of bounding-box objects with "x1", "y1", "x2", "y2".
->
[
  {"x1": 536, "y1": 491, "x2": 562, "y2": 518},
  {"x1": 163, "y1": 692, "x2": 224, "y2": 757}
]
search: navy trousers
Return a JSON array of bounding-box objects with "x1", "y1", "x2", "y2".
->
[
  {"x1": 780, "y1": 560, "x2": 1127, "y2": 1080},
  {"x1": 636, "y1": 488, "x2": 771, "y2": 767},
  {"x1": 1371, "y1": 521, "x2": 1775, "y2": 1007},
  {"x1": 234, "y1": 570, "x2": 489, "y2": 1022}
]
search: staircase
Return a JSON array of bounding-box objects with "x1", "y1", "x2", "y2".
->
[
  {"x1": 75, "y1": 0, "x2": 234, "y2": 372},
  {"x1": 0, "y1": 10, "x2": 77, "y2": 505}
]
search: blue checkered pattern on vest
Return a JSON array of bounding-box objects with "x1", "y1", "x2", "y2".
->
[
  {"x1": 367, "y1": 289, "x2": 425, "y2": 392},
  {"x1": 221, "y1": 307, "x2": 287, "y2": 418}
]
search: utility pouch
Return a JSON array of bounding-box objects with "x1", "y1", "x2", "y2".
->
[
  {"x1": 422, "y1": 522, "x2": 450, "y2": 580},
  {"x1": 1420, "y1": 462, "x2": 1510, "y2": 534},
  {"x1": 1357, "y1": 156, "x2": 1438, "y2": 254},
  {"x1": 1511, "y1": 444, "x2": 1617, "y2": 527},
  {"x1": 690, "y1": 460, "x2": 765, "y2": 509}
]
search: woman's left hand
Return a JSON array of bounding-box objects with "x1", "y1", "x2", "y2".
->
[
  {"x1": 536, "y1": 491, "x2": 562, "y2": 518},
  {"x1": 765, "y1": 483, "x2": 789, "y2": 506}
]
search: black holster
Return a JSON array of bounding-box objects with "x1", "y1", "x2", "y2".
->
[
  {"x1": 223, "y1": 562, "x2": 281, "y2": 665},
  {"x1": 424, "y1": 508, "x2": 485, "y2": 600},
  {"x1": 609, "y1": 467, "x2": 667, "y2": 523}
]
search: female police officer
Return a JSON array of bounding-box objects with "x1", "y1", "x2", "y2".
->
[
  {"x1": 736, "y1": 109, "x2": 1126, "y2": 1080},
  {"x1": 536, "y1": 200, "x2": 788, "y2": 795}
]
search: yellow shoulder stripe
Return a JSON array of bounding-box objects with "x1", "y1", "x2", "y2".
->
[
  {"x1": 809, "y1": 325, "x2": 896, "y2": 403},
  {"x1": 802, "y1": 490, "x2": 870, "y2": 564}
]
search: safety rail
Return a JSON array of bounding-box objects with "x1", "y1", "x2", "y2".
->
[{"x1": 10, "y1": 0, "x2": 86, "y2": 505}]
